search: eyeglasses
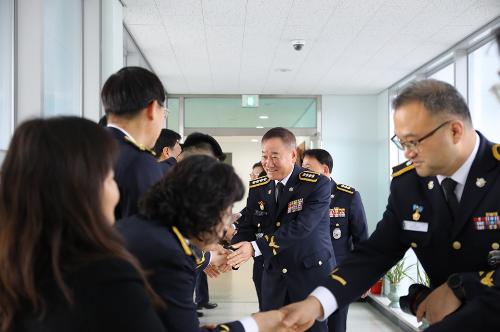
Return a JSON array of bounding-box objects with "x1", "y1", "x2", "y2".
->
[{"x1": 391, "y1": 120, "x2": 451, "y2": 152}]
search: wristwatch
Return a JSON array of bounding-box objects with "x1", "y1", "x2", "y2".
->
[{"x1": 447, "y1": 273, "x2": 466, "y2": 302}]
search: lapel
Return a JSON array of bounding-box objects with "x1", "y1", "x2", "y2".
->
[
  {"x1": 452, "y1": 133, "x2": 499, "y2": 238},
  {"x1": 263, "y1": 181, "x2": 276, "y2": 219},
  {"x1": 330, "y1": 179, "x2": 338, "y2": 206},
  {"x1": 275, "y1": 165, "x2": 302, "y2": 217}
]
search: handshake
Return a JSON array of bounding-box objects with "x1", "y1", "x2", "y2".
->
[{"x1": 250, "y1": 296, "x2": 325, "y2": 332}]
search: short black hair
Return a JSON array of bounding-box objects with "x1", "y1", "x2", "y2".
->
[
  {"x1": 261, "y1": 127, "x2": 296, "y2": 149},
  {"x1": 153, "y1": 129, "x2": 181, "y2": 156},
  {"x1": 304, "y1": 149, "x2": 333, "y2": 173},
  {"x1": 252, "y1": 162, "x2": 263, "y2": 169},
  {"x1": 392, "y1": 79, "x2": 471, "y2": 124},
  {"x1": 101, "y1": 66, "x2": 166, "y2": 117},
  {"x1": 182, "y1": 132, "x2": 225, "y2": 161},
  {"x1": 139, "y1": 155, "x2": 244, "y2": 242}
]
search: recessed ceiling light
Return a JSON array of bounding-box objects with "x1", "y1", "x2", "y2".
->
[
  {"x1": 259, "y1": 115, "x2": 269, "y2": 119},
  {"x1": 250, "y1": 139, "x2": 259, "y2": 143},
  {"x1": 256, "y1": 126, "x2": 264, "y2": 129},
  {"x1": 275, "y1": 68, "x2": 292, "y2": 73}
]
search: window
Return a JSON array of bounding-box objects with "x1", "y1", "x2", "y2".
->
[
  {"x1": 468, "y1": 40, "x2": 500, "y2": 142},
  {"x1": 429, "y1": 62, "x2": 455, "y2": 86},
  {"x1": 184, "y1": 97, "x2": 317, "y2": 129},
  {"x1": 0, "y1": 0, "x2": 14, "y2": 150},
  {"x1": 166, "y1": 97, "x2": 179, "y2": 132},
  {"x1": 43, "y1": 0, "x2": 82, "y2": 116}
]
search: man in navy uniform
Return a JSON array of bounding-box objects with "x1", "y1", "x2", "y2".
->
[
  {"x1": 228, "y1": 127, "x2": 334, "y2": 332},
  {"x1": 281, "y1": 79, "x2": 500, "y2": 331},
  {"x1": 302, "y1": 149, "x2": 369, "y2": 332},
  {"x1": 101, "y1": 66, "x2": 166, "y2": 220},
  {"x1": 153, "y1": 128, "x2": 182, "y2": 174}
]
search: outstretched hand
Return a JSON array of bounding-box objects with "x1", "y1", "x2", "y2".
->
[
  {"x1": 226, "y1": 241, "x2": 254, "y2": 267},
  {"x1": 280, "y1": 296, "x2": 324, "y2": 332}
]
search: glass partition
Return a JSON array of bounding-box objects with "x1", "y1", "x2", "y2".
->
[{"x1": 0, "y1": 0, "x2": 14, "y2": 150}]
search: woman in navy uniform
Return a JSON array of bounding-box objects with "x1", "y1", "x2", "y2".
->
[
  {"x1": 0, "y1": 117, "x2": 166, "y2": 332},
  {"x1": 118, "y1": 155, "x2": 287, "y2": 332},
  {"x1": 281, "y1": 80, "x2": 500, "y2": 331},
  {"x1": 302, "y1": 149, "x2": 369, "y2": 332}
]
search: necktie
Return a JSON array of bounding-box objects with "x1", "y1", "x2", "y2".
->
[
  {"x1": 275, "y1": 182, "x2": 284, "y2": 208},
  {"x1": 441, "y1": 177, "x2": 459, "y2": 220}
]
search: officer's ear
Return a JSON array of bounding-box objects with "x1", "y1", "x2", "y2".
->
[
  {"x1": 162, "y1": 146, "x2": 170, "y2": 158},
  {"x1": 322, "y1": 164, "x2": 330, "y2": 176},
  {"x1": 450, "y1": 119, "x2": 465, "y2": 144}
]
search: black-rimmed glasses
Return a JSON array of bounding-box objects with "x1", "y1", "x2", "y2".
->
[{"x1": 391, "y1": 120, "x2": 451, "y2": 151}]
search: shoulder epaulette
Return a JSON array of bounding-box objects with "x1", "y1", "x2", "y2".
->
[
  {"x1": 171, "y1": 226, "x2": 193, "y2": 257},
  {"x1": 299, "y1": 170, "x2": 320, "y2": 183},
  {"x1": 124, "y1": 135, "x2": 156, "y2": 156},
  {"x1": 391, "y1": 160, "x2": 415, "y2": 178},
  {"x1": 249, "y1": 176, "x2": 271, "y2": 189},
  {"x1": 493, "y1": 144, "x2": 500, "y2": 161},
  {"x1": 336, "y1": 183, "x2": 355, "y2": 194}
]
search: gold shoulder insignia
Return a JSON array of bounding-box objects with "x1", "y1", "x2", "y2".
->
[
  {"x1": 219, "y1": 324, "x2": 230, "y2": 331},
  {"x1": 391, "y1": 160, "x2": 415, "y2": 178},
  {"x1": 330, "y1": 267, "x2": 347, "y2": 286},
  {"x1": 249, "y1": 176, "x2": 271, "y2": 189},
  {"x1": 299, "y1": 170, "x2": 320, "y2": 183},
  {"x1": 336, "y1": 184, "x2": 354, "y2": 195},
  {"x1": 124, "y1": 135, "x2": 157, "y2": 156},
  {"x1": 171, "y1": 226, "x2": 193, "y2": 257},
  {"x1": 492, "y1": 144, "x2": 500, "y2": 161}
]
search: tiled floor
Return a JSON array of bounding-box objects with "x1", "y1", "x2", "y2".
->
[{"x1": 199, "y1": 262, "x2": 403, "y2": 331}]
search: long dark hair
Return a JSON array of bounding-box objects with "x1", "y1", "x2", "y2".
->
[
  {"x1": 140, "y1": 155, "x2": 244, "y2": 243},
  {"x1": 0, "y1": 117, "x2": 161, "y2": 331}
]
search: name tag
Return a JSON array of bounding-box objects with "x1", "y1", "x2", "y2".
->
[{"x1": 402, "y1": 220, "x2": 428, "y2": 232}]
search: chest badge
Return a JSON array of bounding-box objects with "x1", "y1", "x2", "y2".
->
[
  {"x1": 476, "y1": 178, "x2": 486, "y2": 188},
  {"x1": 258, "y1": 201, "x2": 265, "y2": 211},
  {"x1": 268, "y1": 189, "x2": 272, "y2": 195},
  {"x1": 332, "y1": 227, "x2": 342, "y2": 240},
  {"x1": 427, "y1": 180, "x2": 434, "y2": 190},
  {"x1": 289, "y1": 187, "x2": 294, "y2": 192},
  {"x1": 287, "y1": 198, "x2": 304, "y2": 213},
  {"x1": 330, "y1": 207, "x2": 346, "y2": 218},
  {"x1": 412, "y1": 204, "x2": 424, "y2": 221}
]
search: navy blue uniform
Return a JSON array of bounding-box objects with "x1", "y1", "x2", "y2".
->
[
  {"x1": 321, "y1": 132, "x2": 500, "y2": 331},
  {"x1": 118, "y1": 215, "x2": 243, "y2": 332},
  {"x1": 233, "y1": 165, "x2": 334, "y2": 332},
  {"x1": 159, "y1": 156, "x2": 177, "y2": 174},
  {"x1": 108, "y1": 127, "x2": 164, "y2": 220},
  {"x1": 234, "y1": 208, "x2": 265, "y2": 310},
  {"x1": 327, "y1": 180, "x2": 368, "y2": 332}
]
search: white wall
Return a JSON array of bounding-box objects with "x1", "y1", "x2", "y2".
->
[
  {"x1": 217, "y1": 139, "x2": 262, "y2": 213},
  {"x1": 321, "y1": 93, "x2": 390, "y2": 233}
]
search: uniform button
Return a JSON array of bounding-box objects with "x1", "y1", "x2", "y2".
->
[
  {"x1": 452, "y1": 241, "x2": 461, "y2": 250},
  {"x1": 257, "y1": 223, "x2": 261, "y2": 227},
  {"x1": 318, "y1": 260, "x2": 323, "y2": 266},
  {"x1": 282, "y1": 268, "x2": 288, "y2": 274},
  {"x1": 276, "y1": 222, "x2": 281, "y2": 227},
  {"x1": 410, "y1": 242, "x2": 418, "y2": 248},
  {"x1": 492, "y1": 242, "x2": 500, "y2": 250}
]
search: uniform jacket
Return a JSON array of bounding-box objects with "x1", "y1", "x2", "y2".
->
[
  {"x1": 13, "y1": 258, "x2": 166, "y2": 332},
  {"x1": 108, "y1": 127, "x2": 164, "y2": 220},
  {"x1": 118, "y1": 215, "x2": 242, "y2": 332},
  {"x1": 329, "y1": 180, "x2": 369, "y2": 264},
  {"x1": 322, "y1": 132, "x2": 500, "y2": 331},
  {"x1": 233, "y1": 165, "x2": 334, "y2": 309},
  {"x1": 159, "y1": 156, "x2": 177, "y2": 174}
]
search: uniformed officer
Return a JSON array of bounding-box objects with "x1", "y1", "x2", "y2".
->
[
  {"x1": 101, "y1": 66, "x2": 166, "y2": 220},
  {"x1": 228, "y1": 127, "x2": 334, "y2": 332},
  {"x1": 153, "y1": 128, "x2": 182, "y2": 174},
  {"x1": 281, "y1": 79, "x2": 500, "y2": 331},
  {"x1": 302, "y1": 149, "x2": 369, "y2": 332}
]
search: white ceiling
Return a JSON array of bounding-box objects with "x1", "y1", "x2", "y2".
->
[{"x1": 123, "y1": 0, "x2": 500, "y2": 95}]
